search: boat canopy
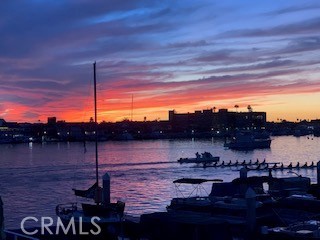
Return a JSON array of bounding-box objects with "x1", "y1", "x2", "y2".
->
[
  {"x1": 232, "y1": 176, "x2": 271, "y2": 185},
  {"x1": 173, "y1": 178, "x2": 223, "y2": 185}
]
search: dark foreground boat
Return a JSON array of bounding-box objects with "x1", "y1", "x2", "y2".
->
[
  {"x1": 178, "y1": 152, "x2": 220, "y2": 164},
  {"x1": 267, "y1": 220, "x2": 320, "y2": 239},
  {"x1": 167, "y1": 175, "x2": 275, "y2": 221},
  {"x1": 56, "y1": 63, "x2": 124, "y2": 239},
  {"x1": 163, "y1": 167, "x2": 320, "y2": 238}
]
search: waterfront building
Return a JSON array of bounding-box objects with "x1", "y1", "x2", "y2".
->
[{"x1": 168, "y1": 108, "x2": 267, "y2": 134}]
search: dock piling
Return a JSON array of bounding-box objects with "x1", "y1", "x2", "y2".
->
[
  {"x1": 317, "y1": 161, "x2": 320, "y2": 185},
  {"x1": 246, "y1": 188, "x2": 256, "y2": 236},
  {"x1": 102, "y1": 173, "x2": 111, "y2": 204},
  {"x1": 240, "y1": 167, "x2": 248, "y2": 179}
]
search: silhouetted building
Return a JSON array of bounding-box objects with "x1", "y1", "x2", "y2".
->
[
  {"x1": 47, "y1": 117, "x2": 57, "y2": 125},
  {"x1": 169, "y1": 108, "x2": 266, "y2": 133},
  {"x1": 0, "y1": 119, "x2": 6, "y2": 127}
]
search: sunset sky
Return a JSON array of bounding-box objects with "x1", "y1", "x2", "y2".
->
[{"x1": 1, "y1": 0, "x2": 320, "y2": 123}]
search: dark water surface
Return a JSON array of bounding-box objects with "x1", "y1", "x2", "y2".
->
[{"x1": 1, "y1": 136, "x2": 320, "y2": 229}]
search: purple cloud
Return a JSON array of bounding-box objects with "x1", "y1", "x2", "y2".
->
[{"x1": 1, "y1": 0, "x2": 320, "y2": 122}]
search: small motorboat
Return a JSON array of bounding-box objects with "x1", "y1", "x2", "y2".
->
[{"x1": 178, "y1": 152, "x2": 220, "y2": 164}]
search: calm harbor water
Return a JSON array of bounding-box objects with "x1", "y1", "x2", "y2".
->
[{"x1": 1, "y1": 136, "x2": 320, "y2": 229}]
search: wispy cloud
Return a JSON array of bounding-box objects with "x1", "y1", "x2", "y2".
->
[
  {"x1": 266, "y1": 4, "x2": 320, "y2": 16},
  {"x1": 219, "y1": 17, "x2": 320, "y2": 39}
]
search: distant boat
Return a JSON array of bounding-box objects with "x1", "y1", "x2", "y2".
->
[
  {"x1": 224, "y1": 131, "x2": 271, "y2": 150},
  {"x1": 293, "y1": 129, "x2": 309, "y2": 137},
  {"x1": 313, "y1": 126, "x2": 320, "y2": 137},
  {"x1": 177, "y1": 152, "x2": 220, "y2": 164},
  {"x1": 116, "y1": 132, "x2": 134, "y2": 140},
  {"x1": 56, "y1": 62, "x2": 125, "y2": 237}
]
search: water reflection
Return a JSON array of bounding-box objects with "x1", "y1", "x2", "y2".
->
[{"x1": 1, "y1": 136, "x2": 320, "y2": 228}]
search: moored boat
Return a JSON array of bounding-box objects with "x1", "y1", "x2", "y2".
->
[
  {"x1": 224, "y1": 131, "x2": 271, "y2": 150},
  {"x1": 178, "y1": 152, "x2": 220, "y2": 164},
  {"x1": 267, "y1": 220, "x2": 320, "y2": 239},
  {"x1": 56, "y1": 62, "x2": 125, "y2": 239}
]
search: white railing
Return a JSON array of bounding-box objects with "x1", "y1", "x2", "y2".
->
[{"x1": 4, "y1": 230, "x2": 39, "y2": 240}]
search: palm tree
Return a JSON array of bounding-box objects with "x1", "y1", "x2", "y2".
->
[
  {"x1": 213, "y1": 106, "x2": 216, "y2": 113},
  {"x1": 234, "y1": 105, "x2": 239, "y2": 112},
  {"x1": 247, "y1": 105, "x2": 252, "y2": 112}
]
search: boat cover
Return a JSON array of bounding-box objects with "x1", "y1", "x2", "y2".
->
[
  {"x1": 173, "y1": 178, "x2": 223, "y2": 184},
  {"x1": 73, "y1": 182, "x2": 98, "y2": 199}
]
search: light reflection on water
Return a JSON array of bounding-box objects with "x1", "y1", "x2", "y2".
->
[{"x1": 1, "y1": 136, "x2": 320, "y2": 229}]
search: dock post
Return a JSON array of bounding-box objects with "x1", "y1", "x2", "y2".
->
[
  {"x1": 246, "y1": 188, "x2": 256, "y2": 237},
  {"x1": 0, "y1": 197, "x2": 5, "y2": 240},
  {"x1": 240, "y1": 167, "x2": 248, "y2": 196},
  {"x1": 240, "y1": 167, "x2": 248, "y2": 179},
  {"x1": 317, "y1": 161, "x2": 320, "y2": 185},
  {"x1": 102, "y1": 173, "x2": 111, "y2": 204}
]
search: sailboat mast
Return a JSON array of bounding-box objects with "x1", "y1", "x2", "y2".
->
[
  {"x1": 131, "y1": 94, "x2": 133, "y2": 121},
  {"x1": 93, "y1": 62, "x2": 99, "y2": 188}
]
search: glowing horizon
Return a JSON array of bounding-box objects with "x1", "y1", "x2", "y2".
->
[{"x1": 1, "y1": 1, "x2": 320, "y2": 123}]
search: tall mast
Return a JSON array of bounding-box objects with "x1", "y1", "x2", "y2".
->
[
  {"x1": 93, "y1": 62, "x2": 99, "y2": 187},
  {"x1": 131, "y1": 94, "x2": 133, "y2": 121}
]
